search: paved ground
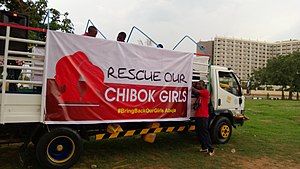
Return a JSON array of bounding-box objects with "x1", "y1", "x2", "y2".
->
[{"x1": 243, "y1": 90, "x2": 299, "y2": 100}]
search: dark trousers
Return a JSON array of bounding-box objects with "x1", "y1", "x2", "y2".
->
[
  {"x1": 7, "y1": 68, "x2": 21, "y2": 91},
  {"x1": 195, "y1": 117, "x2": 214, "y2": 151}
]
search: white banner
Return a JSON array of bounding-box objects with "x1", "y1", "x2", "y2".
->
[{"x1": 44, "y1": 31, "x2": 193, "y2": 123}]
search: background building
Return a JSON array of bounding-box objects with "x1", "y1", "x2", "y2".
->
[{"x1": 198, "y1": 37, "x2": 300, "y2": 80}]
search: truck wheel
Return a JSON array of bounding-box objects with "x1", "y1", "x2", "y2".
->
[
  {"x1": 32, "y1": 127, "x2": 47, "y2": 146},
  {"x1": 36, "y1": 128, "x2": 83, "y2": 169},
  {"x1": 210, "y1": 116, "x2": 232, "y2": 144}
]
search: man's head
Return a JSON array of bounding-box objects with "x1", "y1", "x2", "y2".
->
[
  {"x1": 87, "y1": 26, "x2": 97, "y2": 37},
  {"x1": 196, "y1": 80, "x2": 205, "y2": 90},
  {"x1": 117, "y1": 32, "x2": 126, "y2": 42},
  {"x1": 157, "y1": 44, "x2": 163, "y2": 48}
]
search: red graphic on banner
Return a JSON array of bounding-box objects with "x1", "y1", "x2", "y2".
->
[
  {"x1": 45, "y1": 51, "x2": 188, "y2": 121},
  {"x1": 54, "y1": 51, "x2": 104, "y2": 102}
]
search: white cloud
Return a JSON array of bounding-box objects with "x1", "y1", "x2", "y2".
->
[{"x1": 48, "y1": 0, "x2": 300, "y2": 51}]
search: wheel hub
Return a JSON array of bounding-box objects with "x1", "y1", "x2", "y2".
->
[
  {"x1": 56, "y1": 144, "x2": 63, "y2": 152},
  {"x1": 220, "y1": 125, "x2": 230, "y2": 138},
  {"x1": 47, "y1": 136, "x2": 75, "y2": 163}
]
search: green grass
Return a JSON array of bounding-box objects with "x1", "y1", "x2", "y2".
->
[
  {"x1": 1, "y1": 99, "x2": 300, "y2": 169},
  {"x1": 234, "y1": 100, "x2": 300, "y2": 158},
  {"x1": 74, "y1": 99, "x2": 300, "y2": 169}
]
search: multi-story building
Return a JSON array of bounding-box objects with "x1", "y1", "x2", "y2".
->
[{"x1": 198, "y1": 37, "x2": 300, "y2": 80}]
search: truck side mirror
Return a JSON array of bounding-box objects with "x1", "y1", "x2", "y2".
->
[{"x1": 239, "y1": 97, "x2": 242, "y2": 105}]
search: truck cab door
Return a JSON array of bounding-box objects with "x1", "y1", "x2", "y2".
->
[{"x1": 215, "y1": 70, "x2": 244, "y2": 112}]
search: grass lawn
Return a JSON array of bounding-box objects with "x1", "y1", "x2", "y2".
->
[{"x1": 1, "y1": 99, "x2": 300, "y2": 168}]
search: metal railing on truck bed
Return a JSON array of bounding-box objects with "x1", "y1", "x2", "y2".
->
[{"x1": 0, "y1": 23, "x2": 46, "y2": 124}]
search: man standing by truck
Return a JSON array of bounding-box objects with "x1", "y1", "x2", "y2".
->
[{"x1": 192, "y1": 80, "x2": 215, "y2": 156}]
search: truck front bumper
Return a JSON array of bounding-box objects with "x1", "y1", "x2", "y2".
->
[{"x1": 233, "y1": 114, "x2": 249, "y2": 126}]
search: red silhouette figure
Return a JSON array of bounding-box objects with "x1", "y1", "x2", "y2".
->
[
  {"x1": 46, "y1": 51, "x2": 105, "y2": 121},
  {"x1": 54, "y1": 51, "x2": 104, "y2": 103}
]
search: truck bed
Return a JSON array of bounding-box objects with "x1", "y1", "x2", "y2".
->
[{"x1": 0, "y1": 93, "x2": 42, "y2": 123}]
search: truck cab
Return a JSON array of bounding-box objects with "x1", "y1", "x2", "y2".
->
[
  {"x1": 208, "y1": 65, "x2": 245, "y2": 143},
  {"x1": 211, "y1": 65, "x2": 245, "y2": 121}
]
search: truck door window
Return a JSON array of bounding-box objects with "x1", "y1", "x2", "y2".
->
[{"x1": 218, "y1": 71, "x2": 241, "y2": 96}]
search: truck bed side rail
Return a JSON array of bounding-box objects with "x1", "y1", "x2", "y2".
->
[
  {"x1": 0, "y1": 23, "x2": 46, "y2": 123},
  {"x1": 0, "y1": 24, "x2": 46, "y2": 92}
]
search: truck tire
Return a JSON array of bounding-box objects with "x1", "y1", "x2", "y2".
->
[
  {"x1": 32, "y1": 127, "x2": 47, "y2": 146},
  {"x1": 210, "y1": 116, "x2": 232, "y2": 144},
  {"x1": 36, "y1": 127, "x2": 83, "y2": 169}
]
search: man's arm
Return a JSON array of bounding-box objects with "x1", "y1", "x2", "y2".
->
[
  {"x1": 192, "y1": 87, "x2": 210, "y2": 98},
  {"x1": 192, "y1": 87, "x2": 200, "y2": 95}
]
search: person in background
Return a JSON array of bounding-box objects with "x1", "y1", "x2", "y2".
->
[
  {"x1": 192, "y1": 80, "x2": 215, "y2": 156},
  {"x1": 117, "y1": 32, "x2": 126, "y2": 42},
  {"x1": 157, "y1": 44, "x2": 163, "y2": 48},
  {"x1": 83, "y1": 26, "x2": 97, "y2": 37}
]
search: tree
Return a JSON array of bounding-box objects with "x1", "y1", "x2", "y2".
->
[
  {"x1": 265, "y1": 55, "x2": 288, "y2": 99},
  {"x1": 137, "y1": 39, "x2": 153, "y2": 46},
  {"x1": 0, "y1": 0, "x2": 74, "y2": 40},
  {"x1": 250, "y1": 67, "x2": 267, "y2": 90},
  {"x1": 288, "y1": 51, "x2": 300, "y2": 99},
  {"x1": 251, "y1": 51, "x2": 300, "y2": 100}
]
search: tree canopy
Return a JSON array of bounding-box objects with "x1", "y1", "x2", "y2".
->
[
  {"x1": 250, "y1": 51, "x2": 300, "y2": 99},
  {"x1": 0, "y1": 0, "x2": 74, "y2": 40}
]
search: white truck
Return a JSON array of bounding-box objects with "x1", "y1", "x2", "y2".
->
[{"x1": 0, "y1": 22, "x2": 245, "y2": 168}]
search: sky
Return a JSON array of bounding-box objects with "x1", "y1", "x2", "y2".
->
[{"x1": 49, "y1": 0, "x2": 300, "y2": 52}]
